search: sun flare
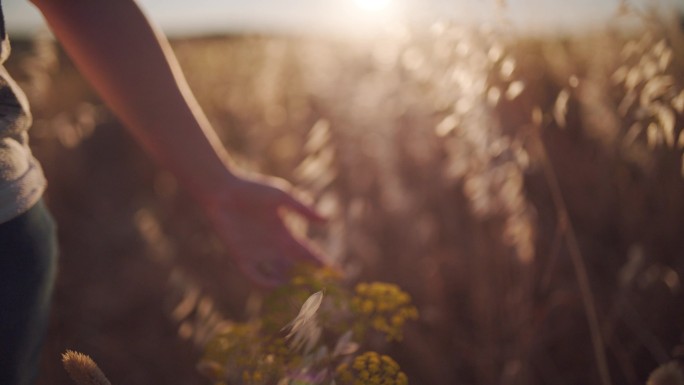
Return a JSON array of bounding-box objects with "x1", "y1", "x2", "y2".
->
[{"x1": 354, "y1": 0, "x2": 392, "y2": 12}]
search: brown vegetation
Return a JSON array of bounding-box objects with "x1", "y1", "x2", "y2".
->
[{"x1": 6, "y1": 8, "x2": 684, "y2": 385}]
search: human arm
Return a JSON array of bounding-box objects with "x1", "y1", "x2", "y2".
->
[{"x1": 29, "y1": 0, "x2": 325, "y2": 286}]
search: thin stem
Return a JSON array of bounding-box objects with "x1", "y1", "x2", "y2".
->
[
  {"x1": 532, "y1": 133, "x2": 613, "y2": 385},
  {"x1": 539, "y1": 219, "x2": 565, "y2": 291}
]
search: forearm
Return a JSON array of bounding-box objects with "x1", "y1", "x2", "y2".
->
[{"x1": 31, "y1": 0, "x2": 238, "y2": 201}]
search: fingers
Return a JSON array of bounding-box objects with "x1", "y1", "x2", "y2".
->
[
  {"x1": 283, "y1": 234, "x2": 325, "y2": 267},
  {"x1": 278, "y1": 190, "x2": 327, "y2": 224},
  {"x1": 207, "y1": 175, "x2": 329, "y2": 288},
  {"x1": 236, "y1": 227, "x2": 325, "y2": 287},
  {"x1": 238, "y1": 255, "x2": 290, "y2": 288},
  {"x1": 254, "y1": 175, "x2": 325, "y2": 223}
]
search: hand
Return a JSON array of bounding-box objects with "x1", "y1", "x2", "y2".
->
[{"x1": 199, "y1": 173, "x2": 326, "y2": 287}]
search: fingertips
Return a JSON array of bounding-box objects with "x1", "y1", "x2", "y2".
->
[
  {"x1": 243, "y1": 262, "x2": 287, "y2": 289},
  {"x1": 254, "y1": 274, "x2": 287, "y2": 289},
  {"x1": 284, "y1": 236, "x2": 327, "y2": 267},
  {"x1": 280, "y1": 192, "x2": 327, "y2": 224}
]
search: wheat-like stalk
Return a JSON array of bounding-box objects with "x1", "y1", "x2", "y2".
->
[{"x1": 61, "y1": 350, "x2": 112, "y2": 385}]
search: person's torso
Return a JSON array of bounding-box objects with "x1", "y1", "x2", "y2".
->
[{"x1": 0, "y1": 0, "x2": 48, "y2": 224}]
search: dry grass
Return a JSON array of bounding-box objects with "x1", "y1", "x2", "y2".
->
[{"x1": 6, "y1": 6, "x2": 684, "y2": 385}]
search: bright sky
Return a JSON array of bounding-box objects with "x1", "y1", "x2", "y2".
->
[{"x1": 4, "y1": 0, "x2": 682, "y2": 37}]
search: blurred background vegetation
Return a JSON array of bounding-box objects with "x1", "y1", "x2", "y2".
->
[{"x1": 4, "y1": 1, "x2": 684, "y2": 384}]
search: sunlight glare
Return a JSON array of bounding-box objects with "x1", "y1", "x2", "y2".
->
[{"x1": 354, "y1": 0, "x2": 392, "y2": 12}]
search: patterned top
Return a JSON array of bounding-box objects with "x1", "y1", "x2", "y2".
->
[{"x1": 0, "y1": 3, "x2": 48, "y2": 223}]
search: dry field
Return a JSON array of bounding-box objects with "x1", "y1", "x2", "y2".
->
[{"x1": 6, "y1": 8, "x2": 684, "y2": 385}]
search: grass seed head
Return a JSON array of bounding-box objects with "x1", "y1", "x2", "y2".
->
[{"x1": 61, "y1": 350, "x2": 112, "y2": 385}]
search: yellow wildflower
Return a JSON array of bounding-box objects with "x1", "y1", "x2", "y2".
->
[
  {"x1": 252, "y1": 371, "x2": 263, "y2": 383},
  {"x1": 362, "y1": 300, "x2": 375, "y2": 314},
  {"x1": 351, "y1": 283, "x2": 418, "y2": 341},
  {"x1": 335, "y1": 352, "x2": 409, "y2": 385}
]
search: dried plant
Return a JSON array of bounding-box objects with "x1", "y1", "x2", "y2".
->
[
  {"x1": 15, "y1": 1, "x2": 684, "y2": 385},
  {"x1": 647, "y1": 362, "x2": 684, "y2": 385},
  {"x1": 61, "y1": 350, "x2": 112, "y2": 385},
  {"x1": 197, "y1": 266, "x2": 418, "y2": 385}
]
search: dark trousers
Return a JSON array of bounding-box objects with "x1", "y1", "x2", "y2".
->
[{"x1": 0, "y1": 200, "x2": 58, "y2": 385}]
